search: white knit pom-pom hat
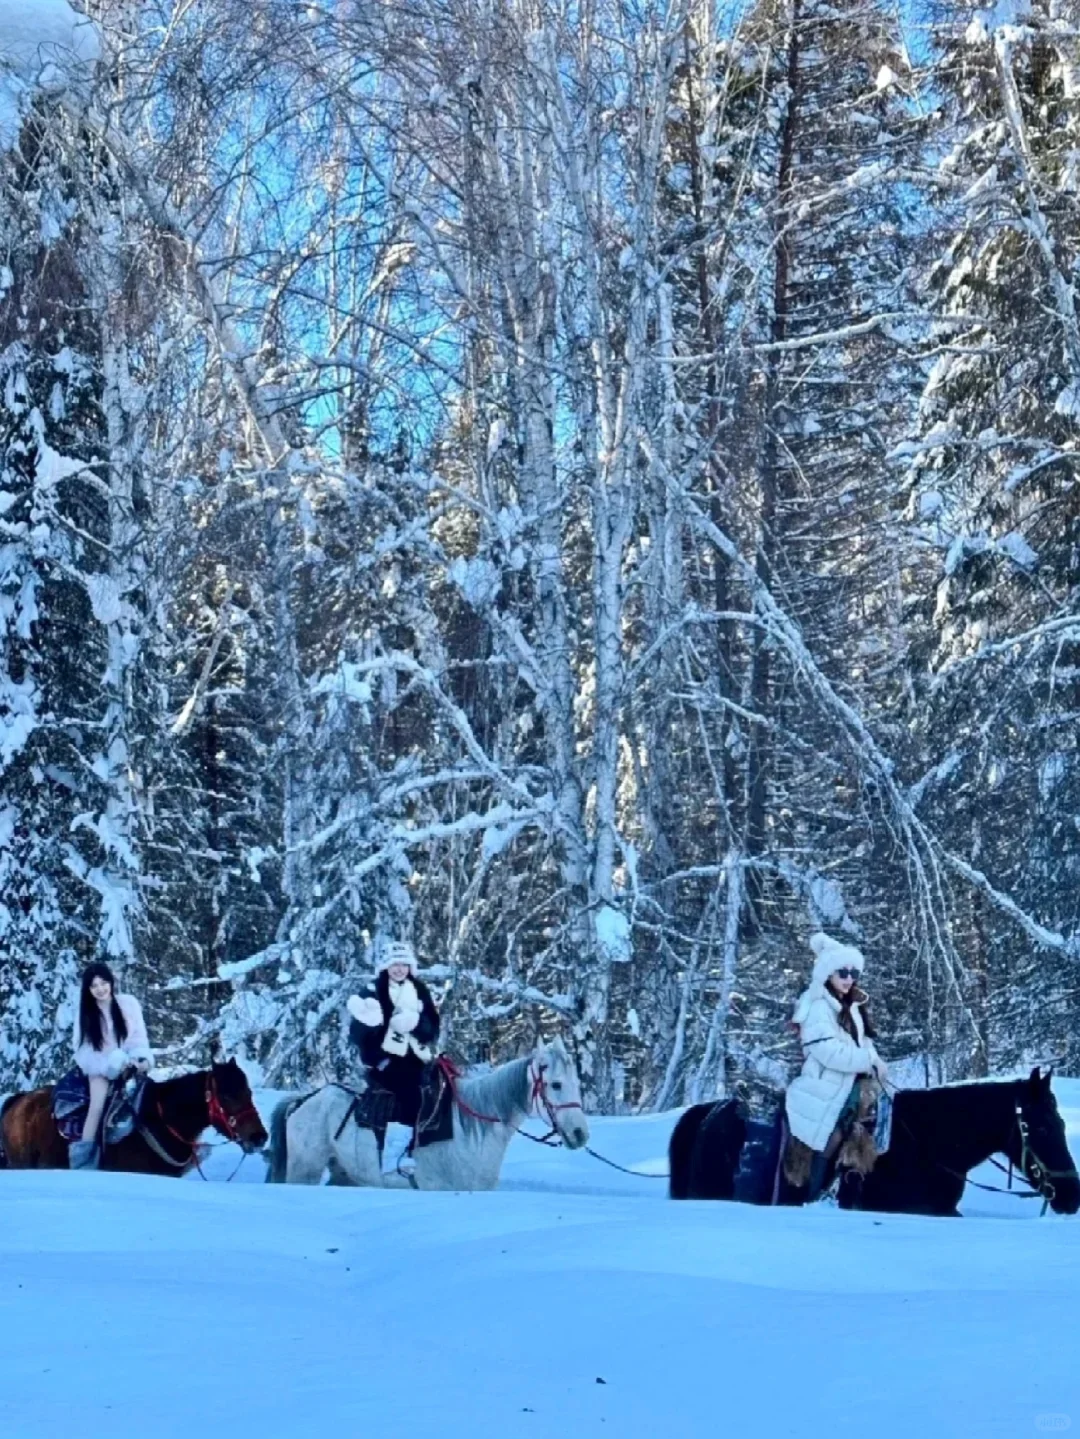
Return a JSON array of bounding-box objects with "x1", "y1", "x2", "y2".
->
[{"x1": 808, "y1": 931, "x2": 865, "y2": 988}]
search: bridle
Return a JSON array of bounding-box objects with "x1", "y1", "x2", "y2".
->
[
  {"x1": 205, "y1": 1076, "x2": 262, "y2": 1147},
  {"x1": 528, "y1": 1058, "x2": 584, "y2": 1141},
  {"x1": 1005, "y1": 1101, "x2": 1077, "y2": 1214},
  {"x1": 143, "y1": 1071, "x2": 262, "y2": 1180},
  {"x1": 883, "y1": 1081, "x2": 1077, "y2": 1215},
  {"x1": 436, "y1": 1054, "x2": 582, "y2": 1142}
]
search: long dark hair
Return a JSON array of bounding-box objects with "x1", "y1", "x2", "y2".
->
[
  {"x1": 78, "y1": 961, "x2": 128, "y2": 1052},
  {"x1": 827, "y1": 978, "x2": 877, "y2": 1042}
]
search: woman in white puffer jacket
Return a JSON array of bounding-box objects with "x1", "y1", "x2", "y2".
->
[{"x1": 784, "y1": 933, "x2": 888, "y2": 1176}]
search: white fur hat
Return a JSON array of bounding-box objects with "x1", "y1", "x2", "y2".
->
[
  {"x1": 377, "y1": 939, "x2": 417, "y2": 974},
  {"x1": 808, "y1": 931, "x2": 865, "y2": 988}
]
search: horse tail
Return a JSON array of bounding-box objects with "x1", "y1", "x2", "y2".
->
[
  {"x1": 0, "y1": 1094, "x2": 14, "y2": 1168},
  {"x1": 265, "y1": 1098, "x2": 294, "y2": 1184},
  {"x1": 668, "y1": 1103, "x2": 713, "y2": 1199}
]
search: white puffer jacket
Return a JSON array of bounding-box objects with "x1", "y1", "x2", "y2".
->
[{"x1": 784, "y1": 934, "x2": 880, "y2": 1153}]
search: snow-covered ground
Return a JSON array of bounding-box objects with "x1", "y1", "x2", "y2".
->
[{"x1": 2, "y1": 1081, "x2": 1078, "y2": 1439}]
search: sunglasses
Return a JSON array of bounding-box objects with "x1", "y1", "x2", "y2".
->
[{"x1": 833, "y1": 968, "x2": 858, "y2": 980}]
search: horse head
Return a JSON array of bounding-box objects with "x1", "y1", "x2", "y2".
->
[
  {"x1": 208, "y1": 1057, "x2": 268, "y2": 1154},
  {"x1": 533, "y1": 1036, "x2": 589, "y2": 1151},
  {"x1": 1003, "y1": 1067, "x2": 1079, "y2": 1216}
]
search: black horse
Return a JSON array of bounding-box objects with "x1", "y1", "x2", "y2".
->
[{"x1": 670, "y1": 1068, "x2": 1080, "y2": 1218}]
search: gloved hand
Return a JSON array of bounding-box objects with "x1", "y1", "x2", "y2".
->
[
  {"x1": 872, "y1": 1058, "x2": 889, "y2": 1085},
  {"x1": 347, "y1": 995, "x2": 383, "y2": 1027},
  {"x1": 391, "y1": 1007, "x2": 420, "y2": 1035}
]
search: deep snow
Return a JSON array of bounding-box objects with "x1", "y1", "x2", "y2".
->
[{"x1": 1, "y1": 1081, "x2": 1078, "y2": 1439}]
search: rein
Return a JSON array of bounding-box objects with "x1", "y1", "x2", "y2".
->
[
  {"x1": 891, "y1": 1092, "x2": 1070, "y2": 1214},
  {"x1": 140, "y1": 1074, "x2": 257, "y2": 1182},
  {"x1": 441, "y1": 1056, "x2": 667, "y2": 1175},
  {"x1": 437, "y1": 1055, "x2": 582, "y2": 1143}
]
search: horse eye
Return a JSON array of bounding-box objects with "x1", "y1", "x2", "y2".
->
[{"x1": 551, "y1": 1081, "x2": 563, "y2": 1092}]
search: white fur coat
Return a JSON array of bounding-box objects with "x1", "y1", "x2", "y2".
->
[
  {"x1": 347, "y1": 977, "x2": 433, "y2": 1062},
  {"x1": 73, "y1": 993, "x2": 153, "y2": 1079}
]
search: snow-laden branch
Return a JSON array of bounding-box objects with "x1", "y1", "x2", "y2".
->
[
  {"x1": 751, "y1": 311, "x2": 917, "y2": 354},
  {"x1": 338, "y1": 652, "x2": 548, "y2": 815},
  {"x1": 666, "y1": 473, "x2": 969, "y2": 996},
  {"x1": 422, "y1": 963, "x2": 574, "y2": 1015},
  {"x1": 943, "y1": 850, "x2": 1080, "y2": 957},
  {"x1": 170, "y1": 581, "x2": 235, "y2": 737},
  {"x1": 931, "y1": 614, "x2": 1080, "y2": 679}
]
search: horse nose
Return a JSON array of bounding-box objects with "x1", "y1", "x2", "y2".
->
[{"x1": 573, "y1": 1124, "x2": 588, "y2": 1148}]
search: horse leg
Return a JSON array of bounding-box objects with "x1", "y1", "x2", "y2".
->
[
  {"x1": 282, "y1": 1100, "x2": 329, "y2": 1185},
  {"x1": 326, "y1": 1156, "x2": 356, "y2": 1186},
  {"x1": 331, "y1": 1118, "x2": 383, "y2": 1188}
]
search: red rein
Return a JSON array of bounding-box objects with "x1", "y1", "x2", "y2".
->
[
  {"x1": 438, "y1": 1054, "x2": 583, "y2": 1132},
  {"x1": 155, "y1": 1076, "x2": 259, "y2": 1177}
]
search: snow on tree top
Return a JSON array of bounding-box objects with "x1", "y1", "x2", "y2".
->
[{"x1": 0, "y1": 0, "x2": 99, "y2": 149}]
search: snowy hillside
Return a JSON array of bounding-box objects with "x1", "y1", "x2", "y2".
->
[{"x1": 2, "y1": 1081, "x2": 1078, "y2": 1439}]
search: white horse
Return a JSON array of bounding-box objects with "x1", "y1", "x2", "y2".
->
[{"x1": 264, "y1": 1037, "x2": 589, "y2": 1190}]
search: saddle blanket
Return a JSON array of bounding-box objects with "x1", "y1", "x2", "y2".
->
[
  {"x1": 52, "y1": 1069, "x2": 146, "y2": 1145},
  {"x1": 874, "y1": 1088, "x2": 894, "y2": 1154}
]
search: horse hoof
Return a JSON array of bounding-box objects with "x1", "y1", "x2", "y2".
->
[{"x1": 68, "y1": 1139, "x2": 100, "y2": 1170}]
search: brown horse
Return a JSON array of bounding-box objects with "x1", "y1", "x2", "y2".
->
[{"x1": 0, "y1": 1059, "x2": 267, "y2": 1176}]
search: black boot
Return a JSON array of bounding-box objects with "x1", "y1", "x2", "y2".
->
[
  {"x1": 807, "y1": 1152, "x2": 829, "y2": 1201},
  {"x1": 837, "y1": 1169, "x2": 865, "y2": 1210}
]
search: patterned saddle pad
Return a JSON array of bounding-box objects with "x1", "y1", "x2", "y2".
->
[{"x1": 52, "y1": 1069, "x2": 146, "y2": 1146}]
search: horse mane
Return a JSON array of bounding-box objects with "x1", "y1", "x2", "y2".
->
[{"x1": 454, "y1": 1055, "x2": 532, "y2": 1133}]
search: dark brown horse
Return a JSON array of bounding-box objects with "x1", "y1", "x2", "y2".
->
[{"x1": 0, "y1": 1059, "x2": 267, "y2": 1176}]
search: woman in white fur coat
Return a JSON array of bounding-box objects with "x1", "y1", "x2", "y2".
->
[
  {"x1": 70, "y1": 960, "x2": 154, "y2": 1169},
  {"x1": 346, "y1": 940, "x2": 440, "y2": 1127},
  {"x1": 784, "y1": 933, "x2": 887, "y2": 1185}
]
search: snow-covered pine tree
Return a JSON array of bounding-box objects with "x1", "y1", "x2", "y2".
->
[
  {"x1": 901, "y1": 3, "x2": 1080, "y2": 1069},
  {"x1": 0, "y1": 93, "x2": 144, "y2": 1085}
]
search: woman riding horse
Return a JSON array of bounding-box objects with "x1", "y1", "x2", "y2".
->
[
  {"x1": 70, "y1": 961, "x2": 154, "y2": 1170},
  {"x1": 784, "y1": 932, "x2": 888, "y2": 1200},
  {"x1": 346, "y1": 940, "x2": 440, "y2": 1128}
]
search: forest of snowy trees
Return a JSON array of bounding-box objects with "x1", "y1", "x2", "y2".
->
[{"x1": 2, "y1": 0, "x2": 1079, "y2": 1110}]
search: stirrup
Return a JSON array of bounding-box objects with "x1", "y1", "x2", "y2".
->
[{"x1": 68, "y1": 1138, "x2": 100, "y2": 1170}]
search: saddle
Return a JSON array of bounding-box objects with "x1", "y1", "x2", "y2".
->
[
  {"x1": 781, "y1": 1077, "x2": 892, "y2": 1197},
  {"x1": 52, "y1": 1069, "x2": 147, "y2": 1147},
  {"x1": 334, "y1": 1059, "x2": 455, "y2": 1159}
]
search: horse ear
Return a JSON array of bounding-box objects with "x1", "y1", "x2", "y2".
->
[
  {"x1": 207, "y1": 1035, "x2": 224, "y2": 1067},
  {"x1": 1029, "y1": 1064, "x2": 1042, "y2": 1086}
]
